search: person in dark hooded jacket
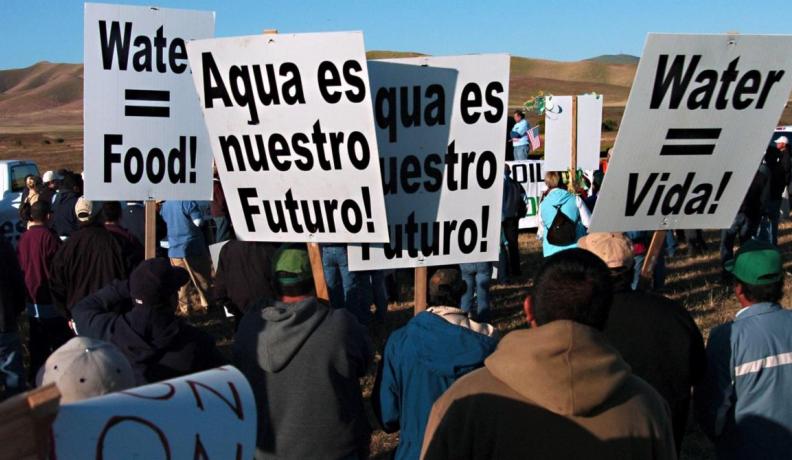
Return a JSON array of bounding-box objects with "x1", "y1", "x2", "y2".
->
[
  {"x1": 50, "y1": 198, "x2": 129, "y2": 315},
  {"x1": 51, "y1": 172, "x2": 82, "y2": 238},
  {"x1": 233, "y1": 245, "x2": 372, "y2": 460},
  {"x1": 373, "y1": 268, "x2": 499, "y2": 460},
  {"x1": 70, "y1": 258, "x2": 225, "y2": 384}
]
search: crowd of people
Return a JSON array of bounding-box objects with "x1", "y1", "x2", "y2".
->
[{"x1": 0, "y1": 136, "x2": 790, "y2": 460}]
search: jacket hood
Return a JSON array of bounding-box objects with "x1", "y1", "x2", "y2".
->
[
  {"x1": 407, "y1": 307, "x2": 499, "y2": 378},
  {"x1": 544, "y1": 188, "x2": 573, "y2": 207},
  {"x1": 485, "y1": 320, "x2": 630, "y2": 416},
  {"x1": 252, "y1": 297, "x2": 328, "y2": 373}
]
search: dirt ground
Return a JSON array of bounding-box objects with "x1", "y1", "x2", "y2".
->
[{"x1": 177, "y1": 220, "x2": 792, "y2": 459}]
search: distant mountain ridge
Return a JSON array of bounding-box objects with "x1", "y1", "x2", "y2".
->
[
  {"x1": 0, "y1": 52, "x2": 639, "y2": 126},
  {"x1": 585, "y1": 54, "x2": 640, "y2": 65}
]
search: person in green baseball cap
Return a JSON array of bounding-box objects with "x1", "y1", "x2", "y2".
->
[
  {"x1": 233, "y1": 243, "x2": 372, "y2": 459},
  {"x1": 271, "y1": 245, "x2": 315, "y2": 299},
  {"x1": 696, "y1": 239, "x2": 792, "y2": 459}
]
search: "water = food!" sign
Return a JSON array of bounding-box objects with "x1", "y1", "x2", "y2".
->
[{"x1": 83, "y1": 3, "x2": 214, "y2": 200}]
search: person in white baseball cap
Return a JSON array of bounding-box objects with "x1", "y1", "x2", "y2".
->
[
  {"x1": 775, "y1": 136, "x2": 789, "y2": 146},
  {"x1": 38, "y1": 336, "x2": 135, "y2": 403}
]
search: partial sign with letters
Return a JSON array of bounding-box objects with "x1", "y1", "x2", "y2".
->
[
  {"x1": 507, "y1": 160, "x2": 547, "y2": 229},
  {"x1": 186, "y1": 32, "x2": 389, "y2": 243},
  {"x1": 52, "y1": 366, "x2": 256, "y2": 459},
  {"x1": 83, "y1": 3, "x2": 214, "y2": 200},
  {"x1": 591, "y1": 34, "x2": 792, "y2": 231},
  {"x1": 348, "y1": 55, "x2": 509, "y2": 270}
]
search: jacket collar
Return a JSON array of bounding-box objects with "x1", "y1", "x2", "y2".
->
[{"x1": 736, "y1": 302, "x2": 781, "y2": 320}]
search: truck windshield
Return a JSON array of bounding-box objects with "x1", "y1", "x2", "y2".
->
[{"x1": 10, "y1": 163, "x2": 41, "y2": 193}]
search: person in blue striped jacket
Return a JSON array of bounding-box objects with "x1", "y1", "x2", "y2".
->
[{"x1": 695, "y1": 240, "x2": 792, "y2": 459}]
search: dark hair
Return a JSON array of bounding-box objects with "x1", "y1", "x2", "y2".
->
[
  {"x1": 738, "y1": 279, "x2": 784, "y2": 304},
  {"x1": 29, "y1": 200, "x2": 51, "y2": 222},
  {"x1": 102, "y1": 201, "x2": 123, "y2": 223},
  {"x1": 428, "y1": 284, "x2": 465, "y2": 308},
  {"x1": 514, "y1": 110, "x2": 525, "y2": 119},
  {"x1": 533, "y1": 249, "x2": 614, "y2": 330}
]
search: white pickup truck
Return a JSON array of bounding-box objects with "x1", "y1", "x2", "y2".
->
[{"x1": 0, "y1": 160, "x2": 41, "y2": 244}]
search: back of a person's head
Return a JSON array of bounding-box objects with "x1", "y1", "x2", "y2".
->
[
  {"x1": 532, "y1": 248, "x2": 614, "y2": 330},
  {"x1": 544, "y1": 171, "x2": 562, "y2": 190},
  {"x1": 60, "y1": 172, "x2": 78, "y2": 192},
  {"x1": 29, "y1": 199, "x2": 52, "y2": 223},
  {"x1": 102, "y1": 201, "x2": 123, "y2": 223},
  {"x1": 428, "y1": 268, "x2": 466, "y2": 308}
]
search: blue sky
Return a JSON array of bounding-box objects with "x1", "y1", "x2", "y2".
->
[{"x1": 2, "y1": 0, "x2": 791, "y2": 69}]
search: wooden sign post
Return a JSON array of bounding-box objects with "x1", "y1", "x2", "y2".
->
[
  {"x1": 414, "y1": 266, "x2": 428, "y2": 315},
  {"x1": 568, "y1": 95, "x2": 578, "y2": 193},
  {"x1": 144, "y1": 200, "x2": 157, "y2": 260},
  {"x1": 639, "y1": 230, "x2": 667, "y2": 289},
  {"x1": 0, "y1": 384, "x2": 60, "y2": 460}
]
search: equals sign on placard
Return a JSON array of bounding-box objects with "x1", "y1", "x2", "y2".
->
[
  {"x1": 124, "y1": 89, "x2": 170, "y2": 118},
  {"x1": 659, "y1": 128, "x2": 721, "y2": 156}
]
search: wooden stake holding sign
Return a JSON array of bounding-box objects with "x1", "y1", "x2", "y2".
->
[
  {"x1": 414, "y1": 266, "x2": 428, "y2": 314},
  {"x1": 144, "y1": 200, "x2": 157, "y2": 260},
  {"x1": 639, "y1": 230, "x2": 667, "y2": 289},
  {"x1": 0, "y1": 384, "x2": 61, "y2": 460},
  {"x1": 568, "y1": 96, "x2": 578, "y2": 194}
]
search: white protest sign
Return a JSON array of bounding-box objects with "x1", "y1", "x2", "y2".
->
[
  {"x1": 543, "y1": 95, "x2": 603, "y2": 171},
  {"x1": 347, "y1": 55, "x2": 509, "y2": 270},
  {"x1": 543, "y1": 96, "x2": 572, "y2": 172},
  {"x1": 186, "y1": 32, "x2": 388, "y2": 243},
  {"x1": 576, "y1": 94, "x2": 603, "y2": 171},
  {"x1": 591, "y1": 34, "x2": 792, "y2": 232},
  {"x1": 507, "y1": 160, "x2": 547, "y2": 229},
  {"x1": 52, "y1": 366, "x2": 256, "y2": 459},
  {"x1": 83, "y1": 3, "x2": 214, "y2": 200}
]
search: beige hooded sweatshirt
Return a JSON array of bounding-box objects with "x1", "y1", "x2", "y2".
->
[{"x1": 421, "y1": 320, "x2": 677, "y2": 460}]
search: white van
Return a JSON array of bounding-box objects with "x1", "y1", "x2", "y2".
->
[{"x1": 0, "y1": 160, "x2": 41, "y2": 244}]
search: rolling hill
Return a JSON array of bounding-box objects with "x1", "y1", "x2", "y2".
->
[
  {"x1": 0, "y1": 52, "x2": 639, "y2": 129},
  {"x1": 0, "y1": 51, "x2": 789, "y2": 171}
]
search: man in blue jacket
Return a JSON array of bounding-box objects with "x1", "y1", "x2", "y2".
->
[
  {"x1": 695, "y1": 240, "x2": 792, "y2": 459},
  {"x1": 373, "y1": 268, "x2": 499, "y2": 460}
]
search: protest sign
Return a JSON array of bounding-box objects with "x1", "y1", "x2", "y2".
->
[
  {"x1": 347, "y1": 55, "x2": 509, "y2": 270},
  {"x1": 543, "y1": 96, "x2": 572, "y2": 172},
  {"x1": 185, "y1": 32, "x2": 389, "y2": 243},
  {"x1": 507, "y1": 160, "x2": 547, "y2": 229},
  {"x1": 543, "y1": 95, "x2": 602, "y2": 171},
  {"x1": 591, "y1": 34, "x2": 792, "y2": 232},
  {"x1": 83, "y1": 3, "x2": 214, "y2": 200},
  {"x1": 52, "y1": 366, "x2": 256, "y2": 459}
]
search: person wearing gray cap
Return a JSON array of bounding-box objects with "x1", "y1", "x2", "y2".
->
[{"x1": 38, "y1": 336, "x2": 135, "y2": 403}]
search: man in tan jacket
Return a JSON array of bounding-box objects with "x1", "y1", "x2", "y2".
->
[{"x1": 421, "y1": 249, "x2": 677, "y2": 460}]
